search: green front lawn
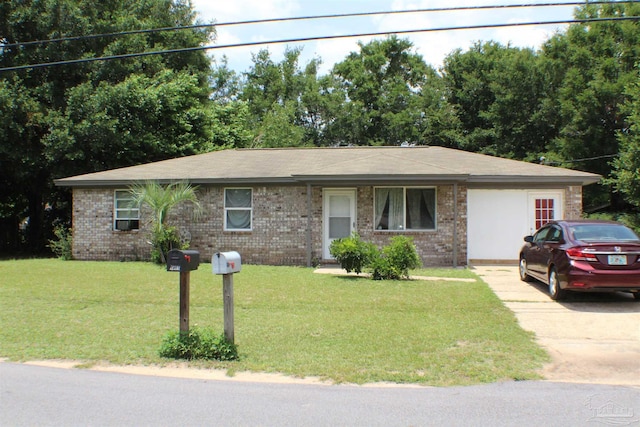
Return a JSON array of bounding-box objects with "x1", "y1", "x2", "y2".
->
[{"x1": 0, "y1": 259, "x2": 548, "y2": 386}]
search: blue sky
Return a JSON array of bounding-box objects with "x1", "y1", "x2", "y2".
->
[{"x1": 191, "y1": 0, "x2": 578, "y2": 75}]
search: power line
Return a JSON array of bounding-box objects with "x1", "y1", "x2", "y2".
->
[
  {"x1": 0, "y1": 1, "x2": 622, "y2": 48},
  {"x1": 541, "y1": 153, "x2": 618, "y2": 165},
  {"x1": 1, "y1": 16, "x2": 638, "y2": 73}
]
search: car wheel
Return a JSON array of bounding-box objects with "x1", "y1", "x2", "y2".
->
[
  {"x1": 633, "y1": 292, "x2": 640, "y2": 301},
  {"x1": 548, "y1": 268, "x2": 566, "y2": 301},
  {"x1": 519, "y1": 257, "x2": 532, "y2": 282}
]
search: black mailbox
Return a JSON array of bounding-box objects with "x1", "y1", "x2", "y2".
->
[{"x1": 166, "y1": 249, "x2": 200, "y2": 272}]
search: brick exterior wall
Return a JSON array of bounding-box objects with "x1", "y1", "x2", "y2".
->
[
  {"x1": 355, "y1": 185, "x2": 467, "y2": 267},
  {"x1": 71, "y1": 184, "x2": 578, "y2": 266},
  {"x1": 72, "y1": 188, "x2": 152, "y2": 261},
  {"x1": 564, "y1": 186, "x2": 584, "y2": 219}
]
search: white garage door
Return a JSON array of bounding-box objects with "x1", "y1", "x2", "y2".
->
[{"x1": 467, "y1": 189, "x2": 563, "y2": 262}]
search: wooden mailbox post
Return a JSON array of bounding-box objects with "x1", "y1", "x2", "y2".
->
[
  {"x1": 212, "y1": 251, "x2": 241, "y2": 344},
  {"x1": 166, "y1": 249, "x2": 200, "y2": 333}
]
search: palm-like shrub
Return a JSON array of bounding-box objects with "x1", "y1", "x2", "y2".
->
[{"x1": 129, "y1": 181, "x2": 202, "y2": 263}]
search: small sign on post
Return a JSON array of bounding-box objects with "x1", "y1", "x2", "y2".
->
[
  {"x1": 166, "y1": 249, "x2": 200, "y2": 333},
  {"x1": 212, "y1": 251, "x2": 241, "y2": 343}
]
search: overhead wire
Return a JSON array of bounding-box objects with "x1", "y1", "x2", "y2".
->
[
  {"x1": 0, "y1": 2, "x2": 638, "y2": 72},
  {"x1": 0, "y1": 2, "x2": 610, "y2": 49}
]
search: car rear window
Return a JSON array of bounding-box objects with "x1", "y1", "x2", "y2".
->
[{"x1": 569, "y1": 224, "x2": 640, "y2": 241}]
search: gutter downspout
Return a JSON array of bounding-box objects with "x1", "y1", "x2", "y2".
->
[{"x1": 306, "y1": 183, "x2": 312, "y2": 267}]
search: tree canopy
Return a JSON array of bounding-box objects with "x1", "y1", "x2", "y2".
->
[
  {"x1": 1, "y1": 0, "x2": 639, "y2": 254},
  {"x1": 540, "y1": 1, "x2": 640, "y2": 209},
  {"x1": 0, "y1": 0, "x2": 216, "y2": 252}
]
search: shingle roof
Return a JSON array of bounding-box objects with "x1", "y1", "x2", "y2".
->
[{"x1": 54, "y1": 146, "x2": 601, "y2": 187}]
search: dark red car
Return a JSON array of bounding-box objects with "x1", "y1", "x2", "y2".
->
[{"x1": 519, "y1": 219, "x2": 640, "y2": 301}]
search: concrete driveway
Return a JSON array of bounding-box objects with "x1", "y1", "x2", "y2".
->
[{"x1": 474, "y1": 266, "x2": 640, "y2": 386}]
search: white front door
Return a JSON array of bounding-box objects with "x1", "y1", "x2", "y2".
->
[{"x1": 323, "y1": 189, "x2": 356, "y2": 259}]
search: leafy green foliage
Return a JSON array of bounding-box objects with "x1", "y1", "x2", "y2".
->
[
  {"x1": 329, "y1": 232, "x2": 376, "y2": 274},
  {"x1": 129, "y1": 181, "x2": 201, "y2": 263},
  {"x1": 4, "y1": 0, "x2": 640, "y2": 256},
  {"x1": 540, "y1": 1, "x2": 640, "y2": 209},
  {"x1": 330, "y1": 233, "x2": 421, "y2": 280},
  {"x1": 46, "y1": 71, "x2": 217, "y2": 174},
  {"x1": 0, "y1": 0, "x2": 215, "y2": 253},
  {"x1": 443, "y1": 42, "x2": 549, "y2": 158},
  {"x1": 254, "y1": 101, "x2": 307, "y2": 147},
  {"x1": 150, "y1": 226, "x2": 184, "y2": 264},
  {"x1": 611, "y1": 74, "x2": 640, "y2": 208},
  {"x1": 370, "y1": 236, "x2": 422, "y2": 280},
  {"x1": 328, "y1": 36, "x2": 460, "y2": 146},
  {"x1": 47, "y1": 225, "x2": 73, "y2": 260},
  {"x1": 159, "y1": 328, "x2": 238, "y2": 361}
]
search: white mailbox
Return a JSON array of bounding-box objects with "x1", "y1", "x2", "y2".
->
[{"x1": 212, "y1": 251, "x2": 242, "y2": 275}]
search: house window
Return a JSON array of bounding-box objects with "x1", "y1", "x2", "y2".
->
[
  {"x1": 225, "y1": 188, "x2": 252, "y2": 230},
  {"x1": 374, "y1": 187, "x2": 436, "y2": 231},
  {"x1": 114, "y1": 190, "x2": 140, "y2": 231}
]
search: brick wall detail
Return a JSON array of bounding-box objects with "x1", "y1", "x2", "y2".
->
[
  {"x1": 564, "y1": 186, "x2": 583, "y2": 219},
  {"x1": 72, "y1": 184, "x2": 578, "y2": 266}
]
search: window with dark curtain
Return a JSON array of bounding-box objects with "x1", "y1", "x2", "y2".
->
[{"x1": 374, "y1": 187, "x2": 436, "y2": 230}]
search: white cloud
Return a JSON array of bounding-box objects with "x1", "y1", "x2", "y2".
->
[
  {"x1": 192, "y1": 0, "x2": 575, "y2": 74},
  {"x1": 193, "y1": 0, "x2": 299, "y2": 22}
]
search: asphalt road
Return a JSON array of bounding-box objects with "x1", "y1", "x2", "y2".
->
[{"x1": 1, "y1": 362, "x2": 639, "y2": 427}]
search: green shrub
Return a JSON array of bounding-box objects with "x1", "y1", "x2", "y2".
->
[
  {"x1": 159, "y1": 328, "x2": 239, "y2": 361},
  {"x1": 370, "y1": 236, "x2": 421, "y2": 280},
  {"x1": 47, "y1": 225, "x2": 73, "y2": 260},
  {"x1": 150, "y1": 226, "x2": 184, "y2": 264},
  {"x1": 329, "y1": 232, "x2": 377, "y2": 274},
  {"x1": 369, "y1": 255, "x2": 400, "y2": 280}
]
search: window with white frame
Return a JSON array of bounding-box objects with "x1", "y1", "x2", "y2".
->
[
  {"x1": 114, "y1": 190, "x2": 140, "y2": 231},
  {"x1": 224, "y1": 188, "x2": 252, "y2": 230},
  {"x1": 374, "y1": 187, "x2": 436, "y2": 231}
]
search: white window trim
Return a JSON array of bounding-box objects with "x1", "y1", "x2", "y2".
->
[
  {"x1": 224, "y1": 187, "x2": 253, "y2": 231},
  {"x1": 373, "y1": 186, "x2": 437, "y2": 232},
  {"x1": 113, "y1": 190, "x2": 140, "y2": 231}
]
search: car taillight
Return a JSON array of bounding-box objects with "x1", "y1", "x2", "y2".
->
[{"x1": 566, "y1": 247, "x2": 598, "y2": 262}]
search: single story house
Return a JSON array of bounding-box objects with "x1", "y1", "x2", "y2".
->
[{"x1": 55, "y1": 146, "x2": 601, "y2": 267}]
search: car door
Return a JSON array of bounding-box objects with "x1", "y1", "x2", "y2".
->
[
  {"x1": 527, "y1": 226, "x2": 550, "y2": 276},
  {"x1": 539, "y1": 225, "x2": 563, "y2": 275}
]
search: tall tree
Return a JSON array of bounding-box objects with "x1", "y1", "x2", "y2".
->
[
  {"x1": 611, "y1": 68, "x2": 640, "y2": 208},
  {"x1": 240, "y1": 47, "x2": 318, "y2": 147},
  {"x1": 442, "y1": 41, "x2": 550, "y2": 159},
  {"x1": 541, "y1": 1, "x2": 640, "y2": 209},
  {"x1": 0, "y1": 0, "x2": 215, "y2": 253},
  {"x1": 325, "y1": 36, "x2": 459, "y2": 146}
]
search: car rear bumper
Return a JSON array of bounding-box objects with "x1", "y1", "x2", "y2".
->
[{"x1": 564, "y1": 262, "x2": 640, "y2": 291}]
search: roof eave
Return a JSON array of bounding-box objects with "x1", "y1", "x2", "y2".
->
[
  {"x1": 467, "y1": 175, "x2": 602, "y2": 186},
  {"x1": 291, "y1": 174, "x2": 469, "y2": 184},
  {"x1": 54, "y1": 177, "x2": 298, "y2": 187},
  {"x1": 54, "y1": 174, "x2": 602, "y2": 188}
]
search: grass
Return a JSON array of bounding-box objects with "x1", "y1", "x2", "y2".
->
[{"x1": 0, "y1": 259, "x2": 548, "y2": 386}]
